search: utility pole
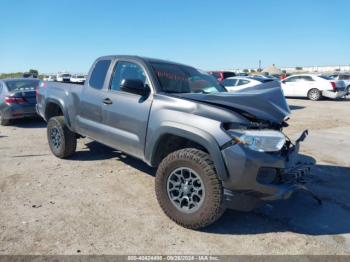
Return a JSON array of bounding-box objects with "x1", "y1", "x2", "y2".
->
[{"x1": 258, "y1": 60, "x2": 261, "y2": 71}]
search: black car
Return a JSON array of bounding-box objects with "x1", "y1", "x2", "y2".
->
[
  {"x1": 0, "y1": 78, "x2": 40, "y2": 125},
  {"x1": 22, "y1": 72, "x2": 38, "y2": 78}
]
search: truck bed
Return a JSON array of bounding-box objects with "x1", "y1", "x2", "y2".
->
[{"x1": 36, "y1": 81, "x2": 84, "y2": 123}]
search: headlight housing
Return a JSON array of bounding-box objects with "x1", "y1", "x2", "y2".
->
[{"x1": 230, "y1": 130, "x2": 286, "y2": 152}]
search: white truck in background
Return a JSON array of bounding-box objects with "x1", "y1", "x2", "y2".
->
[
  {"x1": 56, "y1": 73, "x2": 71, "y2": 82},
  {"x1": 70, "y1": 74, "x2": 86, "y2": 84}
]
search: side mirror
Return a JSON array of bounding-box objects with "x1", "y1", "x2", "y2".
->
[{"x1": 120, "y1": 79, "x2": 149, "y2": 96}]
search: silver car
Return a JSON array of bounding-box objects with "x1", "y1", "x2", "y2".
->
[
  {"x1": 329, "y1": 73, "x2": 350, "y2": 95},
  {"x1": 0, "y1": 78, "x2": 39, "y2": 125}
]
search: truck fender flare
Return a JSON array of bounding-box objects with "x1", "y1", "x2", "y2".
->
[
  {"x1": 147, "y1": 122, "x2": 228, "y2": 181},
  {"x1": 45, "y1": 98, "x2": 72, "y2": 129}
]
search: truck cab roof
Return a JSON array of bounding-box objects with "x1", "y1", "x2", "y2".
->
[{"x1": 97, "y1": 55, "x2": 190, "y2": 68}]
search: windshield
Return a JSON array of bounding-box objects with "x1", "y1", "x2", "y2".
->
[
  {"x1": 151, "y1": 62, "x2": 226, "y2": 94},
  {"x1": 5, "y1": 79, "x2": 39, "y2": 92}
]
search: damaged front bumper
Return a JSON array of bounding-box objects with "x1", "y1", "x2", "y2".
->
[{"x1": 221, "y1": 130, "x2": 318, "y2": 211}]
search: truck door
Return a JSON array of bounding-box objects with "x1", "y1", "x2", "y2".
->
[
  {"x1": 76, "y1": 59, "x2": 112, "y2": 140},
  {"x1": 101, "y1": 60, "x2": 153, "y2": 159}
]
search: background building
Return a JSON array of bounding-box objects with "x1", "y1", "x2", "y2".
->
[
  {"x1": 281, "y1": 65, "x2": 350, "y2": 74},
  {"x1": 225, "y1": 64, "x2": 350, "y2": 75}
]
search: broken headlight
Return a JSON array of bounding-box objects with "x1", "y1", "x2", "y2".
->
[{"x1": 230, "y1": 130, "x2": 286, "y2": 152}]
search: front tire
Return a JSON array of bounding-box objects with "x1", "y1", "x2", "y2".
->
[
  {"x1": 155, "y1": 148, "x2": 225, "y2": 229},
  {"x1": 307, "y1": 88, "x2": 321, "y2": 101},
  {"x1": 47, "y1": 116, "x2": 77, "y2": 158}
]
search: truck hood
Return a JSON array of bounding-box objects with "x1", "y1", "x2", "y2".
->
[{"x1": 172, "y1": 81, "x2": 291, "y2": 124}]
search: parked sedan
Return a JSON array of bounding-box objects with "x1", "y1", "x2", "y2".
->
[
  {"x1": 281, "y1": 74, "x2": 346, "y2": 101},
  {"x1": 221, "y1": 76, "x2": 274, "y2": 92},
  {"x1": 328, "y1": 73, "x2": 350, "y2": 94},
  {"x1": 0, "y1": 78, "x2": 40, "y2": 125}
]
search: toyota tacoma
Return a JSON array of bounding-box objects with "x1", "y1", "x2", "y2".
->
[{"x1": 36, "y1": 55, "x2": 314, "y2": 229}]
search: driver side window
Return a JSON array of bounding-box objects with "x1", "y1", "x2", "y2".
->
[
  {"x1": 110, "y1": 61, "x2": 148, "y2": 92},
  {"x1": 284, "y1": 76, "x2": 298, "y2": 83}
]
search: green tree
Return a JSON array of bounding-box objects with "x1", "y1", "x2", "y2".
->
[
  {"x1": 0, "y1": 72, "x2": 23, "y2": 79},
  {"x1": 29, "y1": 69, "x2": 39, "y2": 76}
]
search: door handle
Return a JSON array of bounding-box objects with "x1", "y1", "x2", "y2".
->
[{"x1": 103, "y1": 98, "x2": 113, "y2": 105}]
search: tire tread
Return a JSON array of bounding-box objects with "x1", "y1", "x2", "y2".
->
[
  {"x1": 47, "y1": 116, "x2": 76, "y2": 158},
  {"x1": 155, "y1": 148, "x2": 224, "y2": 229}
]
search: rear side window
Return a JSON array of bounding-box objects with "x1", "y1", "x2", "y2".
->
[
  {"x1": 299, "y1": 76, "x2": 314, "y2": 81},
  {"x1": 339, "y1": 75, "x2": 350, "y2": 80},
  {"x1": 284, "y1": 76, "x2": 298, "y2": 82},
  {"x1": 89, "y1": 60, "x2": 111, "y2": 89},
  {"x1": 237, "y1": 79, "x2": 250, "y2": 86},
  {"x1": 222, "y1": 79, "x2": 237, "y2": 86}
]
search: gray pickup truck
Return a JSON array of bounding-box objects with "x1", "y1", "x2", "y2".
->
[{"x1": 37, "y1": 55, "x2": 314, "y2": 229}]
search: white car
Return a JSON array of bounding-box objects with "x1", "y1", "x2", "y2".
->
[
  {"x1": 221, "y1": 76, "x2": 275, "y2": 92},
  {"x1": 281, "y1": 74, "x2": 346, "y2": 101},
  {"x1": 70, "y1": 74, "x2": 86, "y2": 84},
  {"x1": 43, "y1": 75, "x2": 56, "y2": 81},
  {"x1": 56, "y1": 73, "x2": 71, "y2": 82}
]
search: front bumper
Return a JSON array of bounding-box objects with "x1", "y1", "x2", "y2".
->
[
  {"x1": 322, "y1": 90, "x2": 347, "y2": 99},
  {"x1": 221, "y1": 130, "x2": 313, "y2": 211}
]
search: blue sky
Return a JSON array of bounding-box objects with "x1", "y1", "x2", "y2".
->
[{"x1": 1, "y1": 0, "x2": 349, "y2": 73}]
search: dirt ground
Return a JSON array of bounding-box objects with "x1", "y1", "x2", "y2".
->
[{"x1": 0, "y1": 98, "x2": 350, "y2": 255}]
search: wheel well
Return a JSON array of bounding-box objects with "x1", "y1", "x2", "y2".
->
[
  {"x1": 45, "y1": 102, "x2": 63, "y2": 120},
  {"x1": 152, "y1": 134, "x2": 208, "y2": 166}
]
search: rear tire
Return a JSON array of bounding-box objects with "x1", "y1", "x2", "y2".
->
[
  {"x1": 47, "y1": 116, "x2": 77, "y2": 158},
  {"x1": 347, "y1": 86, "x2": 350, "y2": 96},
  {"x1": 307, "y1": 88, "x2": 321, "y2": 101},
  {"x1": 0, "y1": 112, "x2": 10, "y2": 126},
  {"x1": 155, "y1": 148, "x2": 225, "y2": 229}
]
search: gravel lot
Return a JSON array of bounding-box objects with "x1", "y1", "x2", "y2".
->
[{"x1": 0, "y1": 98, "x2": 350, "y2": 255}]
